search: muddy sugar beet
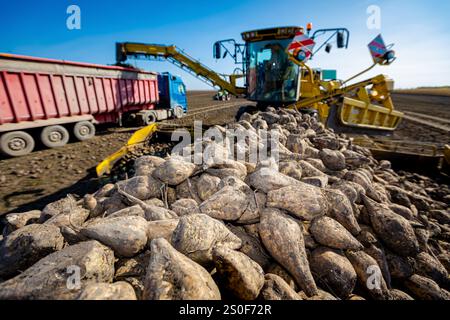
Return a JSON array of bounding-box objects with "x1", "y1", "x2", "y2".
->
[{"x1": 0, "y1": 108, "x2": 449, "y2": 300}]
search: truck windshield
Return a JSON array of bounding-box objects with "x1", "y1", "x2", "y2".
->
[{"x1": 247, "y1": 39, "x2": 299, "y2": 103}]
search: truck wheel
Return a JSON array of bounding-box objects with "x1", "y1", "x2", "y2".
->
[
  {"x1": 73, "y1": 121, "x2": 96, "y2": 141},
  {"x1": 0, "y1": 131, "x2": 35, "y2": 157},
  {"x1": 40, "y1": 125, "x2": 69, "y2": 149},
  {"x1": 142, "y1": 112, "x2": 157, "y2": 125},
  {"x1": 173, "y1": 106, "x2": 185, "y2": 119}
]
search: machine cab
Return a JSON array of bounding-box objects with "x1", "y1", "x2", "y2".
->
[
  {"x1": 242, "y1": 27, "x2": 304, "y2": 104},
  {"x1": 158, "y1": 72, "x2": 188, "y2": 113}
]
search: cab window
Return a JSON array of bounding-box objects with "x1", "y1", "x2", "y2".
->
[{"x1": 178, "y1": 84, "x2": 185, "y2": 95}]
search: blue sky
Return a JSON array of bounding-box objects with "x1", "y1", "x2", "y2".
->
[{"x1": 1, "y1": 0, "x2": 449, "y2": 89}]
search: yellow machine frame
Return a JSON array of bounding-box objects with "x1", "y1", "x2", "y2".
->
[
  {"x1": 288, "y1": 58, "x2": 403, "y2": 131},
  {"x1": 117, "y1": 42, "x2": 403, "y2": 132},
  {"x1": 97, "y1": 34, "x2": 405, "y2": 177}
]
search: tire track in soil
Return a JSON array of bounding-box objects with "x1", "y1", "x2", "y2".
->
[
  {"x1": 403, "y1": 111, "x2": 450, "y2": 126},
  {"x1": 1, "y1": 92, "x2": 448, "y2": 215},
  {"x1": 392, "y1": 94, "x2": 450, "y2": 146},
  {"x1": 0, "y1": 91, "x2": 236, "y2": 215}
]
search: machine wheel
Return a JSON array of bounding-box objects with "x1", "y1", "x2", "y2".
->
[
  {"x1": 0, "y1": 131, "x2": 35, "y2": 157},
  {"x1": 73, "y1": 121, "x2": 96, "y2": 141},
  {"x1": 173, "y1": 106, "x2": 185, "y2": 119},
  {"x1": 40, "y1": 125, "x2": 70, "y2": 149}
]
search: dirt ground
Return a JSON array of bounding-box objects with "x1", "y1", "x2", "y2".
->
[
  {"x1": 392, "y1": 94, "x2": 450, "y2": 119},
  {"x1": 392, "y1": 94, "x2": 450, "y2": 146},
  {"x1": 0, "y1": 91, "x2": 244, "y2": 215},
  {"x1": 0, "y1": 92, "x2": 449, "y2": 215},
  {"x1": 394, "y1": 88, "x2": 450, "y2": 97}
]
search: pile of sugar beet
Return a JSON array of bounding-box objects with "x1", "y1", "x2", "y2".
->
[{"x1": 1, "y1": 107, "x2": 449, "y2": 301}]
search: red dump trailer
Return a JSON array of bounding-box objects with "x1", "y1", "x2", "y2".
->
[{"x1": 0, "y1": 53, "x2": 160, "y2": 156}]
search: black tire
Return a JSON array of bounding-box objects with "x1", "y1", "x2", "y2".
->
[
  {"x1": 40, "y1": 125, "x2": 70, "y2": 149},
  {"x1": 173, "y1": 106, "x2": 184, "y2": 119},
  {"x1": 73, "y1": 121, "x2": 96, "y2": 141},
  {"x1": 122, "y1": 112, "x2": 137, "y2": 127},
  {"x1": 0, "y1": 131, "x2": 35, "y2": 157},
  {"x1": 142, "y1": 112, "x2": 157, "y2": 125}
]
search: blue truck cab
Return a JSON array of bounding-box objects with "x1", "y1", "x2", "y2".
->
[{"x1": 157, "y1": 72, "x2": 188, "y2": 115}]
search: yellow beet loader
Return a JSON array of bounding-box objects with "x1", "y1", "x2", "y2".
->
[{"x1": 97, "y1": 24, "x2": 405, "y2": 176}]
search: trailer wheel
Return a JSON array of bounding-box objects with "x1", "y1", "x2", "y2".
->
[
  {"x1": 0, "y1": 131, "x2": 35, "y2": 157},
  {"x1": 40, "y1": 125, "x2": 69, "y2": 149},
  {"x1": 73, "y1": 121, "x2": 96, "y2": 141},
  {"x1": 142, "y1": 112, "x2": 157, "y2": 125}
]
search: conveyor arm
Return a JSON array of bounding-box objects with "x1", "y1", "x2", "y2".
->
[{"x1": 116, "y1": 42, "x2": 246, "y2": 96}]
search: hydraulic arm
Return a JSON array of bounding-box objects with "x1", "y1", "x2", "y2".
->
[{"x1": 116, "y1": 42, "x2": 246, "y2": 96}]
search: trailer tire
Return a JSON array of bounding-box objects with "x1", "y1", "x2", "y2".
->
[
  {"x1": 40, "y1": 125, "x2": 70, "y2": 149},
  {"x1": 142, "y1": 112, "x2": 157, "y2": 125},
  {"x1": 73, "y1": 121, "x2": 96, "y2": 141},
  {"x1": 0, "y1": 131, "x2": 35, "y2": 157}
]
